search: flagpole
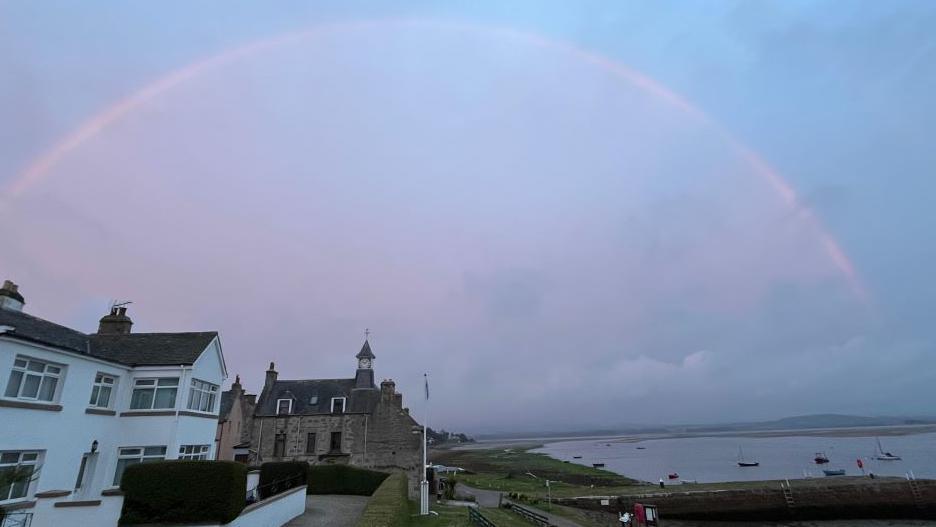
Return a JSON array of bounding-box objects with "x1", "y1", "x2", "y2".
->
[{"x1": 420, "y1": 373, "x2": 429, "y2": 515}]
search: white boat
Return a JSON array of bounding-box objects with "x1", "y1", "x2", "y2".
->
[{"x1": 875, "y1": 438, "x2": 901, "y2": 461}]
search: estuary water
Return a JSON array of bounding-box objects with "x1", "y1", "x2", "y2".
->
[{"x1": 535, "y1": 430, "x2": 936, "y2": 483}]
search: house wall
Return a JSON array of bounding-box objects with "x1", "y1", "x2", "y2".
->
[
  {"x1": 0, "y1": 335, "x2": 225, "y2": 526},
  {"x1": 216, "y1": 395, "x2": 243, "y2": 460},
  {"x1": 251, "y1": 393, "x2": 422, "y2": 496}
]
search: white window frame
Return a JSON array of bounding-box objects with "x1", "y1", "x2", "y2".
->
[
  {"x1": 330, "y1": 397, "x2": 346, "y2": 414},
  {"x1": 186, "y1": 379, "x2": 219, "y2": 413},
  {"x1": 178, "y1": 445, "x2": 210, "y2": 460},
  {"x1": 113, "y1": 446, "x2": 167, "y2": 485},
  {"x1": 129, "y1": 377, "x2": 179, "y2": 410},
  {"x1": 276, "y1": 399, "x2": 293, "y2": 415},
  {"x1": 89, "y1": 372, "x2": 117, "y2": 409},
  {"x1": 4, "y1": 356, "x2": 63, "y2": 403},
  {"x1": 0, "y1": 451, "x2": 40, "y2": 502}
]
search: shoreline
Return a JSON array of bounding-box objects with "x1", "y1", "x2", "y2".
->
[{"x1": 460, "y1": 423, "x2": 936, "y2": 450}]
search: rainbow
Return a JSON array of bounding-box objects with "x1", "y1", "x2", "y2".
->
[{"x1": 1, "y1": 19, "x2": 868, "y2": 302}]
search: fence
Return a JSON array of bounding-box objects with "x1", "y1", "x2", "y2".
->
[
  {"x1": 504, "y1": 503, "x2": 555, "y2": 527},
  {"x1": 0, "y1": 512, "x2": 32, "y2": 527},
  {"x1": 468, "y1": 507, "x2": 497, "y2": 527},
  {"x1": 253, "y1": 473, "x2": 306, "y2": 501}
]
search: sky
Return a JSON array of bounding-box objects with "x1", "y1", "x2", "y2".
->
[{"x1": 1, "y1": 1, "x2": 935, "y2": 434}]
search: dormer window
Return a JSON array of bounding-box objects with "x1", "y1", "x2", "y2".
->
[
  {"x1": 277, "y1": 399, "x2": 292, "y2": 415},
  {"x1": 330, "y1": 397, "x2": 346, "y2": 414}
]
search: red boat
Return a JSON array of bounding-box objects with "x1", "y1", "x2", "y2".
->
[{"x1": 667, "y1": 473, "x2": 679, "y2": 480}]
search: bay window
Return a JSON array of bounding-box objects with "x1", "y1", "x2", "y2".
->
[
  {"x1": 186, "y1": 379, "x2": 218, "y2": 412},
  {"x1": 129, "y1": 378, "x2": 178, "y2": 410},
  {"x1": 4, "y1": 356, "x2": 62, "y2": 402}
]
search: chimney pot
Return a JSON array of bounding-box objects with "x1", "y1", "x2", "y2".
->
[
  {"x1": 97, "y1": 305, "x2": 133, "y2": 335},
  {"x1": 0, "y1": 280, "x2": 26, "y2": 312}
]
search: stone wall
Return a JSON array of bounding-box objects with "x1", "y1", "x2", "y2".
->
[
  {"x1": 556, "y1": 478, "x2": 936, "y2": 521},
  {"x1": 251, "y1": 395, "x2": 422, "y2": 497}
]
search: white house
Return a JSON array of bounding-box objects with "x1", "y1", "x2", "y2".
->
[{"x1": 0, "y1": 280, "x2": 227, "y2": 527}]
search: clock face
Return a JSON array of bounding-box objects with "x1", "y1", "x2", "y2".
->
[{"x1": 359, "y1": 358, "x2": 372, "y2": 369}]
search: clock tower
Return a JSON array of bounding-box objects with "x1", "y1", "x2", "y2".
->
[{"x1": 354, "y1": 337, "x2": 376, "y2": 389}]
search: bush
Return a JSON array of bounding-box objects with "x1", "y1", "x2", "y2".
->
[
  {"x1": 353, "y1": 472, "x2": 409, "y2": 527},
  {"x1": 119, "y1": 461, "x2": 246, "y2": 524},
  {"x1": 258, "y1": 461, "x2": 308, "y2": 499},
  {"x1": 307, "y1": 464, "x2": 389, "y2": 495}
]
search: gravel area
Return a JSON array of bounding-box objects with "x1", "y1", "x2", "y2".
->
[{"x1": 285, "y1": 494, "x2": 371, "y2": 527}]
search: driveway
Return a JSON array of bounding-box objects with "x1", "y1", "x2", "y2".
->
[{"x1": 285, "y1": 494, "x2": 371, "y2": 527}]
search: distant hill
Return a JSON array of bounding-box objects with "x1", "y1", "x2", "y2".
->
[{"x1": 475, "y1": 414, "x2": 936, "y2": 440}]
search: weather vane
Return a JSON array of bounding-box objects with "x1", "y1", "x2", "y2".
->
[{"x1": 364, "y1": 328, "x2": 370, "y2": 340}]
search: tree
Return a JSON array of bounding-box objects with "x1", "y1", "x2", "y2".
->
[{"x1": 0, "y1": 466, "x2": 36, "y2": 519}]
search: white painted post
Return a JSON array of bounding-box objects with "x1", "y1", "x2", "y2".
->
[{"x1": 420, "y1": 373, "x2": 430, "y2": 515}]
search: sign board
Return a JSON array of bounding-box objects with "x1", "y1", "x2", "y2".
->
[{"x1": 600, "y1": 499, "x2": 610, "y2": 506}]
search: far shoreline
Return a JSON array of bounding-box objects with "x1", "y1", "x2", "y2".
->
[{"x1": 454, "y1": 423, "x2": 936, "y2": 451}]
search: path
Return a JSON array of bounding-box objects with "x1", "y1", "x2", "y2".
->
[
  {"x1": 285, "y1": 494, "x2": 370, "y2": 527},
  {"x1": 458, "y1": 484, "x2": 584, "y2": 527}
]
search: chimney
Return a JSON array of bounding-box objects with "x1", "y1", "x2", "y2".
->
[
  {"x1": 264, "y1": 362, "x2": 278, "y2": 391},
  {"x1": 231, "y1": 374, "x2": 243, "y2": 395},
  {"x1": 0, "y1": 281, "x2": 25, "y2": 312},
  {"x1": 96, "y1": 306, "x2": 133, "y2": 335}
]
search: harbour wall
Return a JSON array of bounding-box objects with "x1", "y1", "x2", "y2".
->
[{"x1": 555, "y1": 478, "x2": 936, "y2": 521}]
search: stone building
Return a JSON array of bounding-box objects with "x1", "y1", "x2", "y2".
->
[
  {"x1": 215, "y1": 375, "x2": 255, "y2": 462},
  {"x1": 250, "y1": 339, "x2": 422, "y2": 493}
]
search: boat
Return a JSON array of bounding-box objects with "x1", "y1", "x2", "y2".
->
[
  {"x1": 875, "y1": 438, "x2": 901, "y2": 461},
  {"x1": 737, "y1": 446, "x2": 760, "y2": 467},
  {"x1": 823, "y1": 469, "x2": 846, "y2": 476},
  {"x1": 592, "y1": 463, "x2": 605, "y2": 468},
  {"x1": 814, "y1": 452, "x2": 830, "y2": 464},
  {"x1": 668, "y1": 473, "x2": 679, "y2": 480},
  {"x1": 572, "y1": 456, "x2": 582, "y2": 459},
  {"x1": 636, "y1": 446, "x2": 646, "y2": 450}
]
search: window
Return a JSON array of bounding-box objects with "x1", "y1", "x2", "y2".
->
[
  {"x1": 178, "y1": 445, "x2": 210, "y2": 460},
  {"x1": 113, "y1": 446, "x2": 166, "y2": 485},
  {"x1": 330, "y1": 397, "x2": 346, "y2": 414},
  {"x1": 329, "y1": 432, "x2": 342, "y2": 452},
  {"x1": 186, "y1": 379, "x2": 219, "y2": 412},
  {"x1": 273, "y1": 434, "x2": 286, "y2": 457},
  {"x1": 277, "y1": 399, "x2": 292, "y2": 415},
  {"x1": 305, "y1": 433, "x2": 316, "y2": 454},
  {"x1": 4, "y1": 357, "x2": 62, "y2": 402},
  {"x1": 89, "y1": 373, "x2": 116, "y2": 408},
  {"x1": 0, "y1": 451, "x2": 39, "y2": 501},
  {"x1": 309, "y1": 395, "x2": 318, "y2": 405},
  {"x1": 129, "y1": 378, "x2": 178, "y2": 410}
]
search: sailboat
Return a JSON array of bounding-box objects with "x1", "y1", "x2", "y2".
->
[
  {"x1": 737, "y1": 446, "x2": 759, "y2": 467},
  {"x1": 875, "y1": 438, "x2": 901, "y2": 461}
]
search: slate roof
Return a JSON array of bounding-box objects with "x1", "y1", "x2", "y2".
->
[
  {"x1": 0, "y1": 308, "x2": 89, "y2": 353},
  {"x1": 0, "y1": 308, "x2": 216, "y2": 367},
  {"x1": 355, "y1": 340, "x2": 375, "y2": 360},
  {"x1": 219, "y1": 391, "x2": 235, "y2": 421},
  {"x1": 88, "y1": 332, "x2": 217, "y2": 366},
  {"x1": 257, "y1": 378, "x2": 380, "y2": 416}
]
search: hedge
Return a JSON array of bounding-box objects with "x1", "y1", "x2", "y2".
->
[
  {"x1": 258, "y1": 461, "x2": 308, "y2": 499},
  {"x1": 307, "y1": 464, "x2": 389, "y2": 495},
  {"x1": 353, "y1": 472, "x2": 409, "y2": 527},
  {"x1": 119, "y1": 461, "x2": 246, "y2": 524}
]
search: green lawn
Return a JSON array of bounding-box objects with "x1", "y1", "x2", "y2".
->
[{"x1": 433, "y1": 447, "x2": 636, "y2": 489}]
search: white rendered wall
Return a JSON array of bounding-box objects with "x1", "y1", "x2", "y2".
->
[{"x1": 0, "y1": 334, "x2": 226, "y2": 527}]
